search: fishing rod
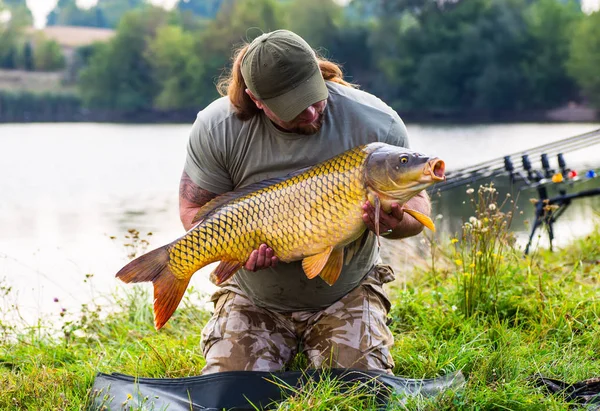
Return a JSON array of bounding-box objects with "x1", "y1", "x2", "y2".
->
[
  {"x1": 434, "y1": 128, "x2": 600, "y2": 192},
  {"x1": 427, "y1": 128, "x2": 600, "y2": 254},
  {"x1": 444, "y1": 128, "x2": 600, "y2": 179}
]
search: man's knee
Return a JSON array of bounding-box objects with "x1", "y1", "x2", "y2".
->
[
  {"x1": 200, "y1": 290, "x2": 296, "y2": 374},
  {"x1": 302, "y1": 270, "x2": 395, "y2": 373}
]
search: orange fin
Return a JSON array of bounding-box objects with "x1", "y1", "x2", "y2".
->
[
  {"x1": 319, "y1": 248, "x2": 344, "y2": 286},
  {"x1": 404, "y1": 208, "x2": 436, "y2": 231},
  {"x1": 210, "y1": 260, "x2": 243, "y2": 285},
  {"x1": 116, "y1": 245, "x2": 190, "y2": 330},
  {"x1": 302, "y1": 246, "x2": 333, "y2": 279}
]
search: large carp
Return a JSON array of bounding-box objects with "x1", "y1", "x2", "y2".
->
[{"x1": 116, "y1": 143, "x2": 445, "y2": 329}]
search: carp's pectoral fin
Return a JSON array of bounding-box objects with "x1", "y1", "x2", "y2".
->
[
  {"x1": 302, "y1": 246, "x2": 333, "y2": 279},
  {"x1": 319, "y1": 248, "x2": 344, "y2": 286},
  {"x1": 211, "y1": 260, "x2": 243, "y2": 285},
  {"x1": 404, "y1": 208, "x2": 436, "y2": 231}
]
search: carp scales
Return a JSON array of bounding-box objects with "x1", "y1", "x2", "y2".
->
[{"x1": 116, "y1": 143, "x2": 446, "y2": 329}]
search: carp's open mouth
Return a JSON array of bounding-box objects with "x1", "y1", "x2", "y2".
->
[{"x1": 426, "y1": 159, "x2": 446, "y2": 181}]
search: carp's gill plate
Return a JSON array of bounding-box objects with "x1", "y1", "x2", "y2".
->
[{"x1": 116, "y1": 143, "x2": 446, "y2": 329}]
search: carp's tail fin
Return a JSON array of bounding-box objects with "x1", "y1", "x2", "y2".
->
[{"x1": 116, "y1": 244, "x2": 190, "y2": 330}]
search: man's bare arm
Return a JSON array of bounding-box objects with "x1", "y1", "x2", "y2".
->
[{"x1": 179, "y1": 171, "x2": 218, "y2": 231}]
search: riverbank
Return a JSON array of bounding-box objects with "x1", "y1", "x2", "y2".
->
[
  {"x1": 1, "y1": 192, "x2": 598, "y2": 409},
  {"x1": 2, "y1": 97, "x2": 597, "y2": 124}
]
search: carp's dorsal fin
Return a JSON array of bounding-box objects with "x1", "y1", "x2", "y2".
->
[
  {"x1": 191, "y1": 167, "x2": 314, "y2": 226},
  {"x1": 302, "y1": 246, "x2": 333, "y2": 279},
  {"x1": 319, "y1": 248, "x2": 344, "y2": 286},
  {"x1": 210, "y1": 260, "x2": 243, "y2": 285},
  {"x1": 404, "y1": 208, "x2": 436, "y2": 231}
]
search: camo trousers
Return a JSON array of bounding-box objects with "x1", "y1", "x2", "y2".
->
[{"x1": 200, "y1": 265, "x2": 395, "y2": 375}]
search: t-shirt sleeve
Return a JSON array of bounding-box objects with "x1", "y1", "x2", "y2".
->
[
  {"x1": 184, "y1": 116, "x2": 234, "y2": 194},
  {"x1": 383, "y1": 113, "x2": 410, "y2": 149}
]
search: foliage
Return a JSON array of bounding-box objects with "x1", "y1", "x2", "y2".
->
[
  {"x1": 78, "y1": 7, "x2": 168, "y2": 110},
  {"x1": 567, "y1": 10, "x2": 600, "y2": 107},
  {"x1": 522, "y1": 0, "x2": 582, "y2": 108},
  {"x1": 284, "y1": 0, "x2": 343, "y2": 50},
  {"x1": 147, "y1": 24, "x2": 203, "y2": 109},
  {"x1": 449, "y1": 184, "x2": 516, "y2": 317},
  {"x1": 32, "y1": 37, "x2": 65, "y2": 71},
  {"x1": 46, "y1": 0, "x2": 108, "y2": 28},
  {"x1": 46, "y1": 0, "x2": 143, "y2": 28},
  {"x1": 175, "y1": 0, "x2": 224, "y2": 19}
]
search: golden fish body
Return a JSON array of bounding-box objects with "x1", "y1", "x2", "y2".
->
[
  {"x1": 170, "y1": 145, "x2": 368, "y2": 279},
  {"x1": 116, "y1": 143, "x2": 446, "y2": 329}
]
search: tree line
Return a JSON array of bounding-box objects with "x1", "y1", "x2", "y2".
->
[{"x1": 1, "y1": 0, "x2": 599, "y2": 122}]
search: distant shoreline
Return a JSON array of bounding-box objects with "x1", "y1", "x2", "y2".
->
[{"x1": 0, "y1": 106, "x2": 598, "y2": 125}]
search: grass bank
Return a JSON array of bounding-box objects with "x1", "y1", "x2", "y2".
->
[{"x1": 1, "y1": 186, "x2": 599, "y2": 410}]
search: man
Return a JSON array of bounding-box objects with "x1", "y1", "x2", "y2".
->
[{"x1": 179, "y1": 30, "x2": 431, "y2": 375}]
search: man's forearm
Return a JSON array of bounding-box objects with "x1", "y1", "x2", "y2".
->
[
  {"x1": 179, "y1": 171, "x2": 218, "y2": 231},
  {"x1": 386, "y1": 191, "x2": 432, "y2": 239}
]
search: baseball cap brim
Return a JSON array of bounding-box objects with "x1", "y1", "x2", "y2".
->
[{"x1": 261, "y1": 69, "x2": 329, "y2": 123}]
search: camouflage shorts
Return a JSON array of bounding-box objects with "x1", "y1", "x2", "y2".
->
[{"x1": 200, "y1": 265, "x2": 395, "y2": 375}]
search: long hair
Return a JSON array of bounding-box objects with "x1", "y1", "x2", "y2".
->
[{"x1": 216, "y1": 44, "x2": 356, "y2": 121}]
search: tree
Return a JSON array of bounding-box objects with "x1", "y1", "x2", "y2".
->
[
  {"x1": 175, "y1": 0, "x2": 224, "y2": 18},
  {"x1": 95, "y1": 0, "x2": 145, "y2": 28},
  {"x1": 522, "y1": 0, "x2": 582, "y2": 108},
  {"x1": 47, "y1": 0, "x2": 143, "y2": 28},
  {"x1": 78, "y1": 7, "x2": 168, "y2": 110},
  {"x1": 147, "y1": 25, "x2": 203, "y2": 109},
  {"x1": 567, "y1": 11, "x2": 600, "y2": 107},
  {"x1": 33, "y1": 38, "x2": 66, "y2": 71},
  {"x1": 283, "y1": 0, "x2": 343, "y2": 50},
  {"x1": 21, "y1": 41, "x2": 33, "y2": 70},
  {"x1": 2, "y1": 0, "x2": 33, "y2": 26},
  {"x1": 366, "y1": 0, "x2": 537, "y2": 113}
]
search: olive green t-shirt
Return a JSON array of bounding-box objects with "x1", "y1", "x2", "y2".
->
[{"x1": 184, "y1": 81, "x2": 409, "y2": 312}]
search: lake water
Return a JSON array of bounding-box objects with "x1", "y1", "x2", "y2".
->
[{"x1": 1, "y1": 122, "x2": 599, "y2": 326}]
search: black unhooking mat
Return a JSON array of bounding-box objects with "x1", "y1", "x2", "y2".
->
[
  {"x1": 533, "y1": 375, "x2": 600, "y2": 410},
  {"x1": 90, "y1": 369, "x2": 465, "y2": 410}
]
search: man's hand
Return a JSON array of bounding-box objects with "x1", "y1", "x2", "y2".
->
[
  {"x1": 245, "y1": 243, "x2": 279, "y2": 271},
  {"x1": 362, "y1": 202, "x2": 404, "y2": 236},
  {"x1": 362, "y1": 191, "x2": 432, "y2": 240}
]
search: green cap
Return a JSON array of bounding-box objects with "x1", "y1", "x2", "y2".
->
[{"x1": 241, "y1": 30, "x2": 329, "y2": 122}]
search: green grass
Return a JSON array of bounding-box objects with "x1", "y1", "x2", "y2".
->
[{"x1": 1, "y1": 201, "x2": 599, "y2": 410}]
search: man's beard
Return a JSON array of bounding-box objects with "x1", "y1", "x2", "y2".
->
[{"x1": 289, "y1": 112, "x2": 325, "y2": 135}]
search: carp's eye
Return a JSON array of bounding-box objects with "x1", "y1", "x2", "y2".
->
[{"x1": 400, "y1": 156, "x2": 409, "y2": 164}]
